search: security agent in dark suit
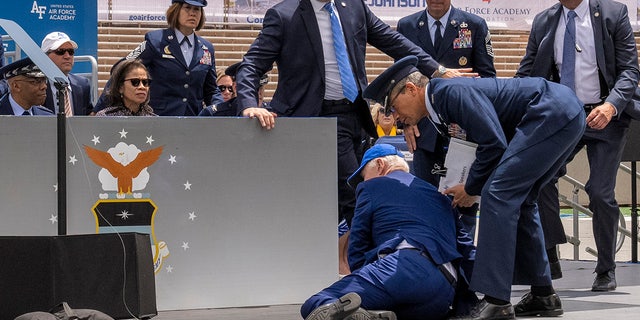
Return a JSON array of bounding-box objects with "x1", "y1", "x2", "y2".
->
[
  {"x1": 365, "y1": 56, "x2": 587, "y2": 319},
  {"x1": 516, "y1": 0, "x2": 639, "y2": 290},
  {"x1": 0, "y1": 58, "x2": 54, "y2": 116},
  {"x1": 234, "y1": 0, "x2": 475, "y2": 228},
  {"x1": 301, "y1": 144, "x2": 476, "y2": 320},
  {"x1": 40, "y1": 32, "x2": 93, "y2": 115},
  {"x1": 397, "y1": 0, "x2": 495, "y2": 236}
]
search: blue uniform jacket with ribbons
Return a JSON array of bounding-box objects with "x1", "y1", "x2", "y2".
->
[
  {"x1": 126, "y1": 28, "x2": 223, "y2": 116},
  {"x1": 398, "y1": 5, "x2": 496, "y2": 153}
]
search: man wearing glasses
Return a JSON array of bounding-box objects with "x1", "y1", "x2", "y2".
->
[
  {"x1": 0, "y1": 58, "x2": 54, "y2": 115},
  {"x1": 40, "y1": 32, "x2": 93, "y2": 116},
  {"x1": 364, "y1": 56, "x2": 587, "y2": 319}
]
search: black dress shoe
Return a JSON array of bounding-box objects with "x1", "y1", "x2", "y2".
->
[
  {"x1": 514, "y1": 292, "x2": 563, "y2": 317},
  {"x1": 550, "y1": 260, "x2": 563, "y2": 280},
  {"x1": 305, "y1": 292, "x2": 361, "y2": 320},
  {"x1": 456, "y1": 299, "x2": 515, "y2": 320},
  {"x1": 592, "y1": 270, "x2": 617, "y2": 292}
]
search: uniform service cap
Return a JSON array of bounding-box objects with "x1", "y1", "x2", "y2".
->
[
  {"x1": 363, "y1": 55, "x2": 419, "y2": 114},
  {"x1": 0, "y1": 58, "x2": 46, "y2": 80},
  {"x1": 172, "y1": 0, "x2": 208, "y2": 7}
]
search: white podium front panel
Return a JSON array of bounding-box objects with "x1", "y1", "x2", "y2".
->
[{"x1": 0, "y1": 116, "x2": 338, "y2": 310}]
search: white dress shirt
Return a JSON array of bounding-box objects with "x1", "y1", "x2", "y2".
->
[
  {"x1": 554, "y1": 1, "x2": 601, "y2": 105},
  {"x1": 313, "y1": 0, "x2": 346, "y2": 101}
]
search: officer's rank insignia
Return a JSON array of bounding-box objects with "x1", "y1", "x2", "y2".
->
[
  {"x1": 459, "y1": 56, "x2": 468, "y2": 66},
  {"x1": 485, "y1": 31, "x2": 495, "y2": 57},
  {"x1": 126, "y1": 41, "x2": 147, "y2": 60}
]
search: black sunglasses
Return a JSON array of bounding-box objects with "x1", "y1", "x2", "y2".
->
[
  {"x1": 50, "y1": 48, "x2": 75, "y2": 56},
  {"x1": 218, "y1": 85, "x2": 234, "y2": 93},
  {"x1": 125, "y1": 78, "x2": 150, "y2": 87}
]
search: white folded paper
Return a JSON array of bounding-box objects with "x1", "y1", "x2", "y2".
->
[{"x1": 438, "y1": 137, "x2": 478, "y2": 201}]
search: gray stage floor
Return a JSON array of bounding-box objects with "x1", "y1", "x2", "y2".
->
[{"x1": 150, "y1": 260, "x2": 640, "y2": 320}]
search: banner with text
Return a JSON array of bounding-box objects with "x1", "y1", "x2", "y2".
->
[
  {"x1": 99, "y1": 0, "x2": 639, "y2": 30},
  {"x1": 1, "y1": 0, "x2": 97, "y2": 72}
]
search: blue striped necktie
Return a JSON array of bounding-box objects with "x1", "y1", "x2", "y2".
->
[
  {"x1": 324, "y1": 2, "x2": 358, "y2": 102},
  {"x1": 560, "y1": 10, "x2": 577, "y2": 91}
]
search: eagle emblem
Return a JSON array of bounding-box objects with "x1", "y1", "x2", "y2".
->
[{"x1": 84, "y1": 142, "x2": 163, "y2": 198}]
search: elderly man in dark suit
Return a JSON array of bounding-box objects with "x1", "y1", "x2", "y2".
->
[
  {"x1": 301, "y1": 143, "x2": 476, "y2": 320},
  {"x1": 40, "y1": 32, "x2": 93, "y2": 115},
  {"x1": 234, "y1": 1, "x2": 475, "y2": 271},
  {"x1": 0, "y1": 58, "x2": 54, "y2": 116},
  {"x1": 516, "y1": 0, "x2": 639, "y2": 291},
  {"x1": 397, "y1": 0, "x2": 495, "y2": 236},
  {"x1": 365, "y1": 56, "x2": 587, "y2": 319}
]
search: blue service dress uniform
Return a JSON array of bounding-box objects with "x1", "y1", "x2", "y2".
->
[
  {"x1": 301, "y1": 170, "x2": 476, "y2": 320},
  {"x1": 123, "y1": 28, "x2": 223, "y2": 116},
  {"x1": 425, "y1": 77, "x2": 586, "y2": 301},
  {"x1": 0, "y1": 95, "x2": 54, "y2": 115}
]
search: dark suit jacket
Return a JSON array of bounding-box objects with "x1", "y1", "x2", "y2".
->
[
  {"x1": 0, "y1": 94, "x2": 54, "y2": 115},
  {"x1": 398, "y1": 6, "x2": 496, "y2": 153},
  {"x1": 43, "y1": 73, "x2": 93, "y2": 115},
  {"x1": 235, "y1": 0, "x2": 439, "y2": 137},
  {"x1": 516, "y1": 0, "x2": 639, "y2": 121}
]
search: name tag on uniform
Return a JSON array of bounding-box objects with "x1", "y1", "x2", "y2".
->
[{"x1": 162, "y1": 54, "x2": 175, "y2": 59}]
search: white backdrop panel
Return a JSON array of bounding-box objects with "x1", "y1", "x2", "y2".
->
[{"x1": 0, "y1": 116, "x2": 338, "y2": 311}]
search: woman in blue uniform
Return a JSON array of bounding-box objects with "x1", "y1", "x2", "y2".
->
[{"x1": 118, "y1": 0, "x2": 222, "y2": 116}]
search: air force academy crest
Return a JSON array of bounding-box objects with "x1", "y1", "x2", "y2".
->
[{"x1": 85, "y1": 140, "x2": 169, "y2": 274}]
